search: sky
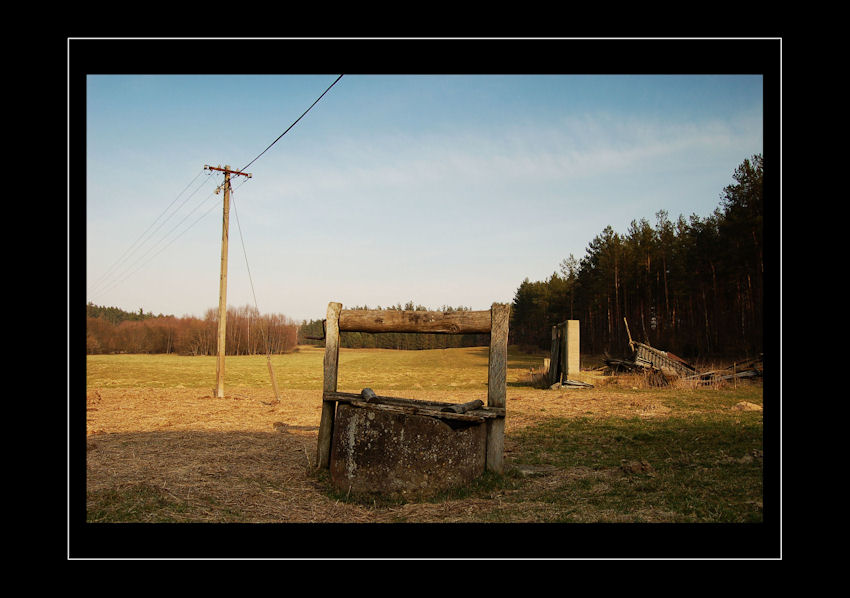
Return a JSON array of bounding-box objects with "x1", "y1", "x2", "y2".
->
[{"x1": 85, "y1": 73, "x2": 764, "y2": 323}]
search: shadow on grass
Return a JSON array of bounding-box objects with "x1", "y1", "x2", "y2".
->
[
  {"x1": 507, "y1": 380, "x2": 539, "y2": 388},
  {"x1": 81, "y1": 425, "x2": 518, "y2": 525},
  {"x1": 83, "y1": 428, "x2": 318, "y2": 524}
]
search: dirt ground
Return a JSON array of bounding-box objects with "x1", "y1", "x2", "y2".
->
[{"x1": 85, "y1": 376, "x2": 686, "y2": 523}]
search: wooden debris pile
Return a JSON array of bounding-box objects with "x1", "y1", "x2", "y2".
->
[
  {"x1": 681, "y1": 355, "x2": 764, "y2": 385},
  {"x1": 603, "y1": 318, "x2": 762, "y2": 386}
]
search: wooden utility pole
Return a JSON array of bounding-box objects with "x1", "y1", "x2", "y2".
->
[{"x1": 204, "y1": 164, "x2": 251, "y2": 398}]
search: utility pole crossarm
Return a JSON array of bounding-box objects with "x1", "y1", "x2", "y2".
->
[{"x1": 204, "y1": 164, "x2": 252, "y2": 179}]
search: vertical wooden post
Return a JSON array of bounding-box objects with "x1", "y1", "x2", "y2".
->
[
  {"x1": 266, "y1": 354, "x2": 281, "y2": 402},
  {"x1": 215, "y1": 167, "x2": 232, "y2": 399},
  {"x1": 559, "y1": 322, "x2": 567, "y2": 382},
  {"x1": 317, "y1": 301, "x2": 342, "y2": 468},
  {"x1": 486, "y1": 302, "x2": 510, "y2": 473},
  {"x1": 549, "y1": 325, "x2": 559, "y2": 385},
  {"x1": 623, "y1": 316, "x2": 635, "y2": 352}
]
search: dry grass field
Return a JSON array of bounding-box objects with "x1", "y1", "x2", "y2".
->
[{"x1": 83, "y1": 344, "x2": 768, "y2": 539}]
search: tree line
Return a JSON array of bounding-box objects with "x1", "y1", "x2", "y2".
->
[
  {"x1": 87, "y1": 155, "x2": 763, "y2": 360},
  {"x1": 85, "y1": 303, "x2": 167, "y2": 325},
  {"x1": 298, "y1": 302, "x2": 490, "y2": 350},
  {"x1": 86, "y1": 303, "x2": 298, "y2": 355},
  {"x1": 511, "y1": 154, "x2": 763, "y2": 360}
]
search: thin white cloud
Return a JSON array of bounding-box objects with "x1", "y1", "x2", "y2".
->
[{"x1": 258, "y1": 112, "x2": 761, "y2": 201}]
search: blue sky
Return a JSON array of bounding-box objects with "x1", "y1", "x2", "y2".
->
[{"x1": 85, "y1": 74, "x2": 763, "y2": 323}]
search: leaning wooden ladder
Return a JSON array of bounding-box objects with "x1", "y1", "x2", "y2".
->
[{"x1": 316, "y1": 302, "x2": 511, "y2": 474}]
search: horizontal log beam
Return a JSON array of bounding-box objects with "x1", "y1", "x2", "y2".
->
[
  {"x1": 323, "y1": 391, "x2": 505, "y2": 420},
  {"x1": 346, "y1": 398, "x2": 489, "y2": 423},
  {"x1": 338, "y1": 309, "x2": 492, "y2": 334}
]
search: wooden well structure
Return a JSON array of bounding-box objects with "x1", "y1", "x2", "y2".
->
[{"x1": 316, "y1": 302, "x2": 510, "y2": 498}]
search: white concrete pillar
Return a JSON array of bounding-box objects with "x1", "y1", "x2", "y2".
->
[{"x1": 563, "y1": 320, "x2": 580, "y2": 378}]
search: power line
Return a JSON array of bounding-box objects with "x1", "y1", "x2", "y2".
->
[
  {"x1": 231, "y1": 189, "x2": 281, "y2": 401},
  {"x1": 88, "y1": 172, "x2": 215, "y2": 298},
  {"x1": 87, "y1": 172, "x2": 216, "y2": 298},
  {"x1": 87, "y1": 168, "x2": 209, "y2": 295},
  {"x1": 239, "y1": 74, "x2": 343, "y2": 172},
  {"x1": 89, "y1": 177, "x2": 250, "y2": 303},
  {"x1": 231, "y1": 190, "x2": 262, "y2": 321}
]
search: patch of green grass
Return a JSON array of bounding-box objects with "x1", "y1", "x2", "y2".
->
[
  {"x1": 87, "y1": 483, "x2": 190, "y2": 523},
  {"x1": 510, "y1": 411, "x2": 763, "y2": 522},
  {"x1": 433, "y1": 470, "x2": 522, "y2": 502},
  {"x1": 86, "y1": 483, "x2": 243, "y2": 523}
]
